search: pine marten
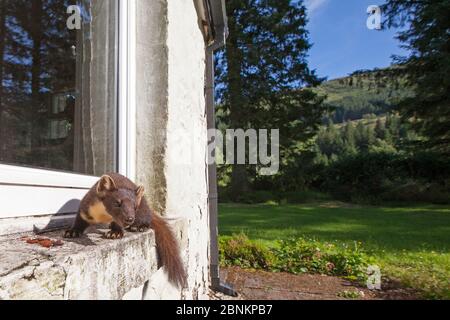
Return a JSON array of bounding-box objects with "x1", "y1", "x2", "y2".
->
[{"x1": 64, "y1": 173, "x2": 187, "y2": 288}]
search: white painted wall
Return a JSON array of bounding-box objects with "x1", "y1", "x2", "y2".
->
[
  {"x1": 165, "y1": 0, "x2": 210, "y2": 300},
  {"x1": 136, "y1": 0, "x2": 210, "y2": 300}
]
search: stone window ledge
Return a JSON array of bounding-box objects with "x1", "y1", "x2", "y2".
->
[{"x1": 0, "y1": 229, "x2": 160, "y2": 300}]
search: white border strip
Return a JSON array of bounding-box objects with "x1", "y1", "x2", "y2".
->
[
  {"x1": 0, "y1": 164, "x2": 97, "y2": 189},
  {"x1": 118, "y1": 0, "x2": 128, "y2": 177},
  {"x1": 118, "y1": 0, "x2": 136, "y2": 181},
  {"x1": 127, "y1": 0, "x2": 137, "y2": 182}
]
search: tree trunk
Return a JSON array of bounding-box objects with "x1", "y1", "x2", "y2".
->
[
  {"x1": 225, "y1": 10, "x2": 250, "y2": 200},
  {"x1": 230, "y1": 164, "x2": 250, "y2": 199}
]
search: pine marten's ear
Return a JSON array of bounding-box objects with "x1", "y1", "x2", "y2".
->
[
  {"x1": 96, "y1": 175, "x2": 117, "y2": 194},
  {"x1": 135, "y1": 185, "x2": 145, "y2": 207}
]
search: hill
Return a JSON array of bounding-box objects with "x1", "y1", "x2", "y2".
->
[{"x1": 315, "y1": 68, "x2": 413, "y2": 123}]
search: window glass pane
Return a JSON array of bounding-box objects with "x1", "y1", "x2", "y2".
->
[{"x1": 0, "y1": 0, "x2": 117, "y2": 176}]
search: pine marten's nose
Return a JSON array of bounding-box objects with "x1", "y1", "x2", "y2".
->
[{"x1": 125, "y1": 217, "x2": 135, "y2": 224}]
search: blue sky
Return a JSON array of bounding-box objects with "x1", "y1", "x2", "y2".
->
[{"x1": 304, "y1": 0, "x2": 409, "y2": 80}]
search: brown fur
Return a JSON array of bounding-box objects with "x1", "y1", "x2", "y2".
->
[
  {"x1": 151, "y1": 212, "x2": 187, "y2": 288},
  {"x1": 64, "y1": 173, "x2": 187, "y2": 288}
]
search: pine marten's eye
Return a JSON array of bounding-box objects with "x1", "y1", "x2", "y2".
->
[{"x1": 114, "y1": 200, "x2": 122, "y2": 207}]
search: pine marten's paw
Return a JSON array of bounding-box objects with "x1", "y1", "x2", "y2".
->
[
  {"x1": 103, "y1": 230, "x2": 124, "y2": 239},
  {"x1": 64, "y1": 229, "x2": 82, "y2": 238},
  {"x1": 128, "y1": 225, "x2": 149, "y2": 232}
]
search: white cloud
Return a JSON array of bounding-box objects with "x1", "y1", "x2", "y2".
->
[{"x1": 305, "y1": 0, "x2": 328, "y2": 15}]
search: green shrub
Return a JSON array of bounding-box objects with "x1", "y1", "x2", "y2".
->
[
  {"x1": 239, "y1": 191, "x2": 278, "y2": 204},
  {"x1": 281, "y1": 190, "x2": 332, "y2": 204},
  {"x1": 273, "y1": 238, "x2": 371, "y2": 281},
  {"x1": 219, "y1": 234, "x2": 277, "y2": 269},
  {"x1": 337, "y1": 290, "x2": 364, "y2": 299},
  {"x1": 381, "y1": 181, "x2": 450, "y2": 204},
  {"x1": 218, "y1": 189, "x2": 278, "y2": 204},
  {"x1": 320, "y1": 152, "x2": 450, "y2": 204},
  {"x1": 219, "y1": 235, "x2": 373, "y2": 281},
  {"x1": 218, "y1": 188, "x2": 332, "y2": 204}
]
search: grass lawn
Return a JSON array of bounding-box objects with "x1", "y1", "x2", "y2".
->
[{"x1": 218, "y1": 202, "x2": 450, "y2": 299}]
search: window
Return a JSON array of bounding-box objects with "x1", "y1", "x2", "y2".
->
[
  {"x1": 0, "y1": 0, "x2": 135, "y2": 223},
  {"x1": 0, "y1": 0, "x2": 117, "y2": 174}
]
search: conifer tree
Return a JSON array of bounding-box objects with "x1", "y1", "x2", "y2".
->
[
  {"x1": 383, "y1": 0, "x2": 450, "y2": 154},
  {"x1": 216, "y1": 0, "x2": 327, "y2": 199}
]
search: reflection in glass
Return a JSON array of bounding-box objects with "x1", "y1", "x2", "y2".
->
[{"x1": 0, "y1": 0, "x2": 117, "y2": 175}]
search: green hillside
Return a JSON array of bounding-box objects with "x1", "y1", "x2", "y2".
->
[
  {"x1": 315, "y1": 68, "x2": 413, "y2": 123},
  {"x1": 312, "y1": 68, "x2": 419, "y2": 162}
]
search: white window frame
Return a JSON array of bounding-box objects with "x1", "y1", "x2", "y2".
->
[
  {"x1": 0, "y1": 0, "x2": 136, "y2": 222},
  {"x1": 118, "y1": 0, "x2": 136, "y2": 181}
]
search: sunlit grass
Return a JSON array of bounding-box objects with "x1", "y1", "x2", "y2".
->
[{"x1": 219, "y1": 202, "x2": 450, "y2": 299}]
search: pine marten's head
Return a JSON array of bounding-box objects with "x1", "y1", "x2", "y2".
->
[{"x1": 95, "y1": 175, "x2": 145, "y2": 228}]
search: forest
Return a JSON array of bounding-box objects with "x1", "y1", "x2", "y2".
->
[
  {"x1": 311, "y1": 71, "x2": 449, "y2": 204},
  {"x1": 216, "y1": 1, "x2": 449, "y2": 205}
]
